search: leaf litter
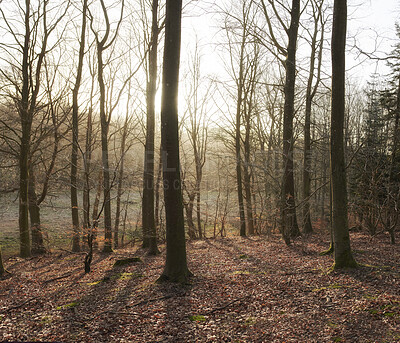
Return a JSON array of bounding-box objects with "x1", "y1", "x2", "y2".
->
[{"x1": 0, "y1": 231, "x2": 399, "y2": 342}]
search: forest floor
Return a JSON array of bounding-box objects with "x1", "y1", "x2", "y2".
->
[{"x1": 0, "y1": 231, "x2": 399, "y2": 342}]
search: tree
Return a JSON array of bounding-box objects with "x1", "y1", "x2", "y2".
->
[
  {"x1": 302, "y1": 0, "x2": 325, "y2": 235},
  {"x1": 142, "y1": 0, "x2": 160, "y2": 255},
  {"x1": 71, "y1": 0, "x2": 88, "y2": 252},
  {"x1": 0, "y1": 246, "x2": 7, "y2": 277},
  {"x1": 0, "y1": 0, "x2": 68, "y2": 257},
  {"x1": 381, "y1": 26, "x2": 400, "y2": 244},
  {"x1": 114, "y1": 108, "x2": 132, "y2": 249},
  {"x1": 350, "y1": 81, "x2": 387, "y2": 237},
  {"x1": 181, "y1": 42, "x2": 211, "y2": 240},
  {"x1": 89, "y1": 0, "x2": 124, "y2": 253},
  {"x1": 158, "y1": 0, "x2": 191, "y2": 283},
  {"x1": 222, "y1": 0, "x2": 255, "y2": 237},
  {"x1": 232, "y1": 4, "x2": 247, "y2": 237},
  {"x1": 330, "y1": 0, "x2": 357, "y2": 269},
  {"x1": 258, "y1": 0, "x2": 302, "y2": 243}
]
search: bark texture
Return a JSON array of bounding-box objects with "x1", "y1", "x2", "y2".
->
[
  {"x1": 281, "y1": 0, "x2": 301, "y2": 243},
  {"x1": 158, "y1": 0, "x2": 191, "y2": 283},
  {"x1": 331, "y1": 0, "x2": 357, "y2": 269},
  {"x1": 142, "y1": 0, "x2": 160, "y2": 255}
]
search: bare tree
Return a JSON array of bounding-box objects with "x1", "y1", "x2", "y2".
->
[
  {"x1": 330, "y1": 0, "x2": 357, "y2": 269},
  {"x1": 114, "y1": 108, "x2": 132, "y2": 249},
  {"x1": 181, "y1": 42, "x2": 211, "y2": 239},
  {"x1": 158, "y1": 0, "x2": 191, "y2": 283},
  {"x1": 71, "y1": 0, "x2": 88, "y2": 252},
  {"x1": 89, "y1": 0, "x2": 124, "y2": 253},
  {"x1": 0, "y1": 0, "x2": 69, "y2": 257},
  {"x1": 222, "y1": 0, "x2": 255, "y2": 237},
  {"x1": 302, "y1": 0, "x2": 325, "y2": 234},
  {"x1": 142, "y1": 0, "x2": 161, "y2": 255},
  {"x1": 257, "y1": 0, "x2": 302, "y2": 243}
]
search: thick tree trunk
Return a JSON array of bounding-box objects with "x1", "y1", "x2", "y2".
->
[
  {"x1": 100, "y1": 116, "x2": 112, "y2": 253},
  {"x1": 19, "y1": 124, "x2": 31, "y2": 258},
  {"x1": 0, "y1": 247, "x2": 6, "y2": 276},
  {"x1": 281, "y1": 0, "x2": 301, "y2": 244},
  {"x1": 243, "y1": 163, "x2": 254, "y2": 235},
  {"x1": 331, "y1": 0, "x2": 357, "y2": 269},
  {"x1": 142, "y1": 0, "x2": 160, "y2": 255},
  {"x1": 158, "y1": 0, "x2": 191, "y2": 283},
  {"x1": 28, "y1": 167, "x2": 46, "y2": 255}
]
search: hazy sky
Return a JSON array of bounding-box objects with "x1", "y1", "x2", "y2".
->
[
  {"x1": 347, "y1": 0, "x2": 400, "y2": 81},
  {"x1": 181, "y1": 0, "x2": 400, "y2": 85}
]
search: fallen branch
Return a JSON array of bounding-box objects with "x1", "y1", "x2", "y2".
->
[
  {"x1": 2, "y1": 296, "x2": 39, "y2": 313},
  {"x1": 90, "y1": 295, "x2": 174, "y2": 321},
  {"x1": 127, "y1": 295, "x2": 172, "y2": 307},
  {"x1": 43, "y1": 272, "x2": 72, "y2": 284}
]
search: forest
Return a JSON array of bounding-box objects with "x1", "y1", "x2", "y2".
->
[{"x1": 0, "y1": 0, "x2": 399, "y2": 341}]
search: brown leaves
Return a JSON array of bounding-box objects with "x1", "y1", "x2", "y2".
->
[{"x1": 0, "y1": 232, "x2": 399, "y2": 341}]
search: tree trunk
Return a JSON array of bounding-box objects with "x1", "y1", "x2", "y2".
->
[
  {"x1": 235, "y1": 23, "x2": 247, "y2": 237},
  {"x1": 281, "y1": 0, "x2": 301, "y2": 244},
  {"x1": 302, "y1": 72, "x2": 314, "y2": 235},
  {"x1": 303, "y1": 0, "x2": 324, "y2": 235},
  {"x1": 28, "y1": 167, "x2": 46, "y2": 255},
  {"x1": 114, "y1": 114, "x2": 129, "y2": 249},
  {"x1": 71, "y1": 0, "x2": 88, "y2": 253},
  {"x1": 82, "y1": 108, "x2": 93, "y2": 246},
  {"x1": 331, "y1": 0, "x2": 357, "y2": 269},
  {"x1": 142, "y1": 0, "x2": 160, "y2": 255},
  {"x1": 97, "y1": 41, "x2": 113, "y2": 253},
  {"x1": 193, "y1": 151, "x2": 203, "y2": 239},
  {"x1": 91, "y1": 170, "x2": 103, "y2": 251},
  {"x1": 18, "y1": 0, "x2": 32, "y2": 258},
  {"x1": 0, "y1": 247, "x2": 6, "y2": 277},
  {"x1": 243, "y1": 162, "x2": 254, "y2": 235},
  {"x1": 158, "y1": 0, "x2": 191, "y2": 283},
  {"x1": 387, "y1": 77, "x2": 400, "y2": 244},
  {"x1": 19, "y1": 122, "x2": 31, "y2": 258},
  {"x1": 196, "y1": 187, "x2": 202, "y2": 238},
  {"x1": 155, "y1": 146, "x2": 162, "y2": 231},
  {"x1": 184, "y1": 194, "x2": 197, "y2": 240}
]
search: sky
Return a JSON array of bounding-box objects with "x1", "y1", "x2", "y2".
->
[
  {"x1": 180, "y1": 0, "x2": 400, "y2": 86},
  {"x1": 347, "y1": 0, "x2": 400, "y2": 82}
]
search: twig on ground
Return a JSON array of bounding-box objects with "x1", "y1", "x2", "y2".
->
[
  {"x1": 2, "y1": 296, "x2": 39, "y2": 313},
  {"x1": 127, "y1": 295, "x2": 173, "y2": 307},
  {"x1": 43, "y1": 272, "x2": 72, "y2": 284}
]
